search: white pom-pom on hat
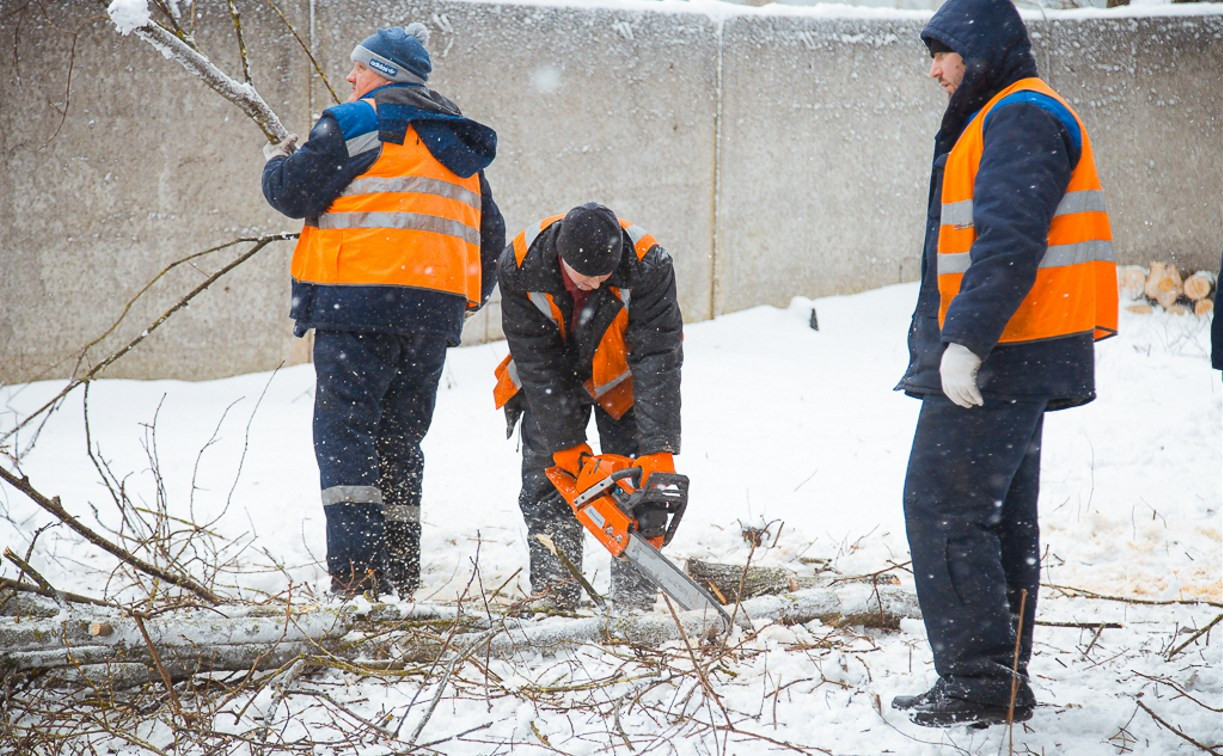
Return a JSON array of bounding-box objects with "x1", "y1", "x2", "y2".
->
[{"x1": 404, "y1": 22, "x2": 430, "y2": 47}]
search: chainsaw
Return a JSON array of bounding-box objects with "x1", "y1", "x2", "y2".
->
[{"x1": 545, "y1": 453, "x2": 732, "y2": 632}]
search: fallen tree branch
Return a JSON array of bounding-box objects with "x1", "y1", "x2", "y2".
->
[
  {"x1": 0, "y1": 585, "x2": 922, "y2": 686},
  {"x1": 1043, "y1": 583, "x2": 1223, "y2": 610},
  {"x1": 1135, "y1": 700, "x2": 1222, "y2": 755},
  {"x1": 1166, "y1": 613, "x2": 1222, "y2": 661},
  {"x1": 0, "y1": 465, "x2": 222, "y2": 604}
]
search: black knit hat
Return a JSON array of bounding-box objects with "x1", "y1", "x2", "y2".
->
[
  {"x1": 557, "y1": 203, "x2": 623, "y2": 277},
  {"x1": 925, "y1": 36, "x2": 955, "y2": 57}
]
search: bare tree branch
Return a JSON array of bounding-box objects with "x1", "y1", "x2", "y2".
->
[
  {"x1": 2, "y1": 233, "x2": 296, "y2": 447},
  {"x1": 0, "y1": 464, "x2": 221, "y2": 604}
]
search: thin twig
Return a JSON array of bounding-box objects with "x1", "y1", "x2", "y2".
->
[
  {"x1": 1166, "y1": 613, "x2": 1222, "y2": 661},
  {"x1": 0, "y1": 464, "x2": 221, "y2": 604},
  {"x1": 261, "y1": 0, "x2": 340, "y2": 105},
  {"x1": 2, "y1": 234, "x2": 295, "y2": 446},
  {"x1": 1007, "y1": 588, "x2": 1029, "y2": 753},
  {"x1": 1044, "y1": 582, "x2": 1223, "y2": 609},
  {"x1": 1135, "y1": 700, "x2": 1222, "y2": 755}
]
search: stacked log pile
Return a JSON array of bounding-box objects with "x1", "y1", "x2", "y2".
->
[{"x1": 1120, "y1": 263, "x2": 1216, "y2": 316}]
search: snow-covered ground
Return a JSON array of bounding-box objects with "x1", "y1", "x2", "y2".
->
[{"x1": 1, "y1": 284, "x2": 1219, "y2": 754}]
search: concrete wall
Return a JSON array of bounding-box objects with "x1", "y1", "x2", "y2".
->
[{"x1": 1, "y1": 1, "x2": 1220, "y2": 383}]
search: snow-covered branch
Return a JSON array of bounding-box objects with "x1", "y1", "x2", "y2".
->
[{"x1": 107, "y1": 0, "x2": 289, "y2": 141}]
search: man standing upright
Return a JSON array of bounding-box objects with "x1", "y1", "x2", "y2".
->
[
  {"x1": 494, "y1": 203, "x2": 683, "y2": 612},
  {"x1": 262, "y1": 24, "x2": 504, "y2": 598},
  {"x1": 893, "y1": 0, "x2": 1117, "y2": 728}
]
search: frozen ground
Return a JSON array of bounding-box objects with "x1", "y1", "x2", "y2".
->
[{"x1": 1, "y1": 283, "x2": 1219, "y2": 754}]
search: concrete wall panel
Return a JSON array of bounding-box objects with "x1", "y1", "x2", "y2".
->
[
  {"x1": 0, "y1": 1, "x2": 310, "y2": 382},
  {"x1": 1, "y1": 2, "x2": 1220, "y2": 384},
  {"x1": 1039, "y1": 16, "x2": 1223, "y2": 271},
  {"x1": 716, "y1": 15, "x2": 939, "y2": 313}
]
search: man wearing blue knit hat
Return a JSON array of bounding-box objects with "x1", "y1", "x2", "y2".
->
[{"x1": 262, "y1": 24, "x2": 504, "y2": 600}]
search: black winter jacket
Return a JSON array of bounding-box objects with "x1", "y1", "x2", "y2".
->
[
  {"x1": 896, "y1": 0, "x2": 1100, "y2": 410},
  {"x1": 498, "y1": 222, "x2": 683, "y2": 456}
]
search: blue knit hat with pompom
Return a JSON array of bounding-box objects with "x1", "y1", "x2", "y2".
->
[{"x1": 351, "y1": 24, "x2": 432, "y2": 84}]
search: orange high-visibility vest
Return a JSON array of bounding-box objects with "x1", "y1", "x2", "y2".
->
[
  {"x1": 493, "y1": 216, "x2": 659, "y2": 420},
  {"x1": 937, "y1": 78, "x2": 1117, "y2": 344},
  {"x1": 292, "y1": 103, "x2": 485, "y2": 308}
]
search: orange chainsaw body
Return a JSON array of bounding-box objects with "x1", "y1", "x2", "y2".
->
[{"x1": 545, "y1": 453, "x2": 666, "y2": 557}]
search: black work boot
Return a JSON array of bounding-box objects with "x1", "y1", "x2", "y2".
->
[
  {"x1": 385, "y1": 519, "x2": 421, "y2": 599},
  {"x1": 526, "y1": 516, "x2": 584, "y2": 612},
  {"x1": 610, "y1": 557, "x2": 657, "y2": 613},
  {"x1": 324, "y1": 501, "x2": 388, "y2": 599},
  {"x1": 896, "y1": 682, "x2": 1033, "y2": 728},
  {"x1": 892, "y1": 684, "x2": 941, "y2": 711}
]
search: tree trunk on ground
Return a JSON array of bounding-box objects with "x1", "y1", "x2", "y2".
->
[{"x1": 1, "y1": 584, "x2": 922, "y2": 686}]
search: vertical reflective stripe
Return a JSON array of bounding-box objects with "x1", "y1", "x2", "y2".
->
[
  {"x1": 322, "y1": 485, "x2": 384, "y2": 506},
  {"x1": 620, "y1": 222, "x2": 658, "y2": 259},
  {"x1": 617, "y1": 288, "x2": 631, "y2": 312},
  {"x1": 524, "y1": 220, "x2": 546, "y2": 250},
  {"x1": 384, "y1": 504, "x2": 420, "y2": 523},
  {"x1": 527, "y1": 292, "x2": 556, "y2": 324},
  {"x1": 507, "y1": 360, "x2": 522, "y2": 389}
]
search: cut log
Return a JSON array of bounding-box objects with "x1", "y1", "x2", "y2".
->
[
  {"x1": 686, "y1": 558, "x2": 818, "y2": 602},
  {"x1": 1125, "y1": 303, "x2": 1154, "y2": 315},
  {"x1": 1195, "y1": 299, "x2": 1214, "y2": 317},
  {"x1": 1183, "y1": 270, "x2": 1217, "y2": 302},
  {"x1": 1117, "y1": 265, "x2": 1148, "y2": 301},
  {"x1": 1145, "y1": 262, "x2": 1184, "y2": 311}
]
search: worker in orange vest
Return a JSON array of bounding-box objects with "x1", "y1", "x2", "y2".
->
[
  {"x1": 262, "y1": 25, "x2": 504, "y2": 599},
  {"x1": 892, "y1": 0, "x2": 1117, "y2": 729},
  {"x1": 494, "y1": 203, "x2": 683, "y2": 612}
]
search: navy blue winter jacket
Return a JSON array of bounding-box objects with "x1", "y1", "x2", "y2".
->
[
  {"x1": 896, "y1": 0, "x2": 1099, "y2": 410},
  {"x1": 262, "y1": 83, "x2": 505, "y2": 345}
]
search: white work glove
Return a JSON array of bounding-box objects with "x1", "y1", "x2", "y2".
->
[
  {"x1": 262, "y1": 134, "x2": 299, "y2": 162},
  {"x1": 940, "y1": 342, "x2": 984, "y2": 409}
]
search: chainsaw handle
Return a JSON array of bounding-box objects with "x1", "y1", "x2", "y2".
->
[{"x1": 608, "y1": 467, "x2": 643, "y2": 485}]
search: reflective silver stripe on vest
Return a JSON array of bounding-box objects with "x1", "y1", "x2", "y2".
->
[
  {"x1": 523, "y1": 220, "x2": 548, "y2": 251},
  {"x1": 506, "y1": 359, "x2": 522, "y2": 389},
  {"x1": 384, "y1": 504, "x2": 420, "y2": 524},
  {"x1": 942, "y1": 190, "x2": 1108, "y2": 229},
  {"x1": 528, "y1": 292, "x2": 556, "y2": 324},
  {"x1": 618, "y1": 288, "x2": 631, "y2": 311},
  {"x1": 341, "y1": 176, "x2": 481, "y2": 209},
  {"x1": 941, "y1": 199, "x2": 974, "y2": 228},
  {"x1": 938, "y1": 239, "x2": 1115, "y2": 276},
  {"x1": 623, "y1": 224, "x2": 649, "y2": 246},
  {"x1": 322, "y1": 485, "x2": 383, "y2": 506},
  {"x1": 346, "y1": 131, "x2": 381, "y2": 158},
  {"x1": 317, "y1": 212, "x2": 480, "y2": 246},
  {"x1": 594, "y1": 369, "x2": 632, "y2": 397},
  {"x1": 1054, "y1": 189, "x2": 1109, "y2": 216}
]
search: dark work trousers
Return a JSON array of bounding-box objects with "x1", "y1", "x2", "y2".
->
[
  {"x1": 519, "y1": 405, "x2": 657, "y2": 609},
  {"x1": 903, "y1": 394, "x2": 1047, "y2": 707},
  {"x1": 313, "y1": 329, "x2": 447, "y2": 591}
]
